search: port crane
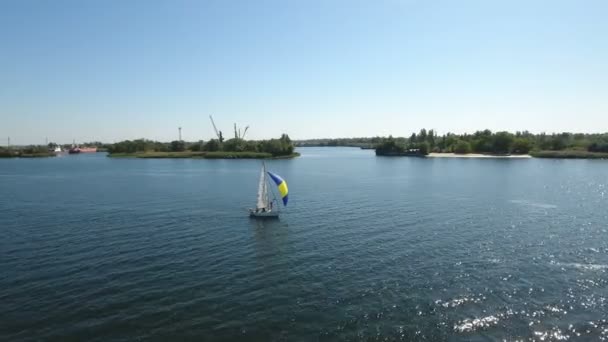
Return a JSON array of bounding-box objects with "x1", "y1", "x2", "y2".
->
[
  {"x1": 209, "y1": 115, "x2": 224, "y2": 143},
  {"x1": 209, "y1": 115, "x2": 249, "y2": 142}
]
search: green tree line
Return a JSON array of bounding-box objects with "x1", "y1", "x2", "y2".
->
[
  {"x1": 375, "y1": 135, "x2": 430, "y2": 155},
  {"x1": 376, "y1": 129, "x2": 608, "y2": 155},
  {"x1": 107, "y1": 134, "x2": 295, "y2": 157},
  {"x1": 0, "y1": 145, "x2": 55, "y2": 157},
  {"x1": 295, "y1": 137, "x2": 384, "y2": 148}
]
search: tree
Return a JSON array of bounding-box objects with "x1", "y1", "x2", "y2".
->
[
  {"x1": 415, "y1": 141, "x2": 430, "y2": 155},
  {"x1": 549, "y1": 133, "x2": 570, "y2": 150},
  {"x1": 170, "y1": 140, "x2": 185, "y2": 152},
  {"x1": 23, "y1": 145, "x2": 49, "y2": 154},
  {"x1": 204, "y1": 139, "x2": 220, "y2": 152},
  {"x1": 454, "y1": 140, "x2": 471, "y2": 154},
  {"x1": 376, "y1": 136, "x2": 405, "y2": 154},
  {"x1": 418, "y1": 129, "x2": 427, "y2": 143},
  {"x1": 279, "y1": 134, "x2": 294, "y2": 154},
  {"x1": 154, "y1": 142, "x2": 169, "y2": 152},
  {"x1": 222, "y1": 138, "x2": 242, "y2": 152},
  {"x1": 190, "y1": 140, "x2": 204, "y2": 152},
  {"x1": 512, "y1": 138, "x2": 532, "y2": 154},
  {"x1": 409, "y1": 133, "x2": 417, "y2": 144},
  {"x1": 492, "y1": 132, "x2": 514, "y2": 154},
  {"x1": 427, "y1": 129, "x2": 436, "y2": 149},
  {"x1": 243, "y1": 140, "x2": 259, "y2": 152},
  {"x1": 257, "y1": 135, "x2": 295, "y2": 156},
  {"x1": 472, "y1": 130, "x2": 493, "y2": 153},
  {"x1": 589, "y1": 142, "x2": 608, "y2": 153},
  {"x1": 444, "y1": 134, "x2": 457, "y2": 152}
]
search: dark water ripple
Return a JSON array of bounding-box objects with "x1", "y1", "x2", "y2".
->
[{"x1": 1, "y1": 149, "x2": 608, "y2": 341}]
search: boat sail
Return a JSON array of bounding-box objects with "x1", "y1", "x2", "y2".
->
[
  {"x1": 249, "y1": 163, "x2": 288, "y2": 218},
  {"x1": 256, "y1": 166, "x2": 269, "y2": 210}
]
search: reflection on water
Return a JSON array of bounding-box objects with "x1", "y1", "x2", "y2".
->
[
  {"x1": 509, "y1": 199, "x2": 558, "y2": 209},
  {"x1": 1, "y1": 148, "x2": 608, "y2": 341}
]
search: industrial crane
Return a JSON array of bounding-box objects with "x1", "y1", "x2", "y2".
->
[
  {"x1": 209, "y1": 115, "x2": 224, "y2": 143},
  {"x1": 210, "y1": 115, "x2": 249, "y2": 141},
  {"x1": 234, "y1": 123, "x2": 251, "y2": 140}
]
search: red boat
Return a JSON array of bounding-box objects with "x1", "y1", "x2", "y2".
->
[{"x1": 68, "y1": 146, "x2": 97, "y2": 154}]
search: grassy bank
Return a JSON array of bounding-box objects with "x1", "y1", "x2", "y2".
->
[
  {"x1": 0, "y1": 152, "x2": 55, "y2": 158},
  {"x1": 108, "y1": 151, "x2": 300, "y2": 159},
  {"x1": 428, "y1": 153, "x2": 531, "y2": 158},
  {"x1": 530, "y1": 150, "x2": 608, "y2": 159},
  {"x1": 109, "y1": 151, "x2": 205, "y2": 158},
  {"x1": 19, "y1": 153, "x2": 56, "y2": 158}
]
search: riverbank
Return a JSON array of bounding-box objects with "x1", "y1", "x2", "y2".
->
[
  {"x1": 375, "y1": 151, "x2": 425, "y2": 157},
  {"x1": 108, "y1": 151, "x2": 300, "y2": 159},
  {"x1": 428, "y1": 153, "x2": 531, "y2": 159},
  {"x1": 0, "y1": 152, "x2": 55, "y2": 158},
  {"x1": 530, "y1": 150, "x2": 608, "y2": 159},
  {"x1": 394, "y1": 151, "x2": 607, "y2": 159}
]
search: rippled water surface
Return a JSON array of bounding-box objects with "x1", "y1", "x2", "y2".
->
[{"x1": 2, "y1": 148, "x2": 608, "y2": 341}]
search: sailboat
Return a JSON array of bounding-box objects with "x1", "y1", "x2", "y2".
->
[{"x1": 249, "y1": 163, "x2": 289, "y2": 218}]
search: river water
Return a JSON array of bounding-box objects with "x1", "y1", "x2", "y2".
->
[{"x1": 1, "y1": 147, "x2": 607, "y2": 341}]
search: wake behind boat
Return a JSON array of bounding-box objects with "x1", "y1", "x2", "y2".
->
[{"x1": 249, "y1": 163, "x2": 288, "y2": 218}]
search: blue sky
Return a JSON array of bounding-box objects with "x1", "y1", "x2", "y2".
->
[{"x1": 1, "y1": 0, "x2": 606, "y2": 144}]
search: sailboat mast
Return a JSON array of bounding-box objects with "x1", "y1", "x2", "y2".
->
[
  {"x1": 263, "y1": 162, "x2": 269, "y2": 208},
  {"x1": 263, "y1": 167, "x2": 268, "y2": 208}
]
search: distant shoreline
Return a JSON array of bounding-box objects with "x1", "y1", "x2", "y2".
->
[
  {"x1": 530, "y1": 150, "x2": 608, "y2": 159},
  {"x1": 428, "y1": 153, "x2": 532, "y2": 159},
  {"x1": 0, "y1": 152, "x2": 55, "y2": 158},
  {"x1": 299, "y1": 146, "x2": 608, "y2": 159},
  {"x1": 107, "y1": 151, "x2": 300, "y2": 159}
]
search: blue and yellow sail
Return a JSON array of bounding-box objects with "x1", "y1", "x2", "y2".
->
[{"x1": 267, "y1": 171, "x2": 288, "y2": 206}]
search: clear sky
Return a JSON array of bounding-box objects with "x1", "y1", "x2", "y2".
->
[{"x1": 1, "y1": 0, "x2": 607, "y2": 144}]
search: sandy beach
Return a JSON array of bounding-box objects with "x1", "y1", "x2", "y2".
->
[{"x1": 428, "y1": 153, "x2": 532, "y2": 159}]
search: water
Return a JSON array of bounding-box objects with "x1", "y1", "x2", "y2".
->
[{"x1": 1, "y1": 148, "x2": 608, "y2": 341}]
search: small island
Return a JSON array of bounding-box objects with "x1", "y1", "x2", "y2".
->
[
  {"x1": 373, "y1": 129, "x2": 608, "y2": 159},
  {"x1": 107, "y1": 134, "x2": 299, "y2": 159}
]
